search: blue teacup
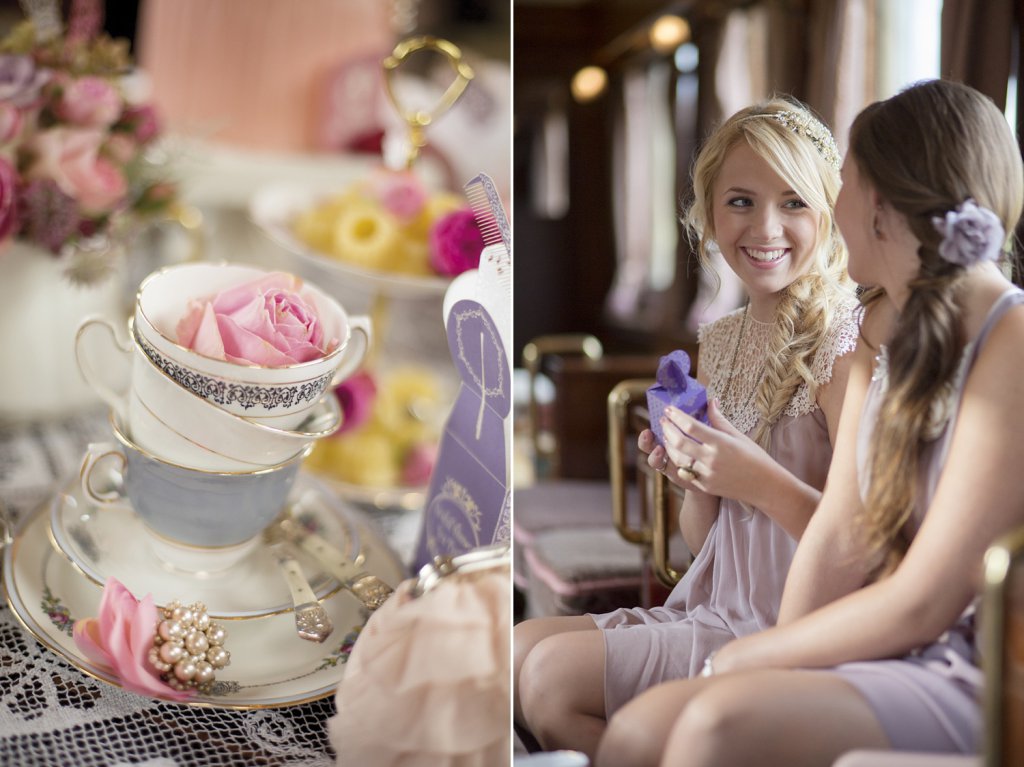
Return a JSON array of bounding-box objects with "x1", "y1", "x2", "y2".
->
[{"x1": 80, "y1": 412, "x2": 310, "y2": 570}]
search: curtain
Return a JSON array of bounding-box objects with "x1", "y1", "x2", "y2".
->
[
  {"x1": 606, "y1": 61, "x2": 679, "y2": 324},
  {"x1": 941, "y1": 0, "x2": 1015, "y2": 110},
  {"x1": 941, "y1": 0, "x2": 1024, "y2": 286},
  {"x1": 804, "y1": 0, "x2": 876, "y2": 152}
]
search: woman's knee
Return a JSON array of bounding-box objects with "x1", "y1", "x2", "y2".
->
[
  {"x1": 519, "y1": 631, "x2": 605, "y2": 731},
  {"x1": 519, "y1": 633, "x2": 573, "y2": 714},
  {"x1": 663, "y1": 685, "x2": 751, "y2": 765},
  {"x1": 598, "y1": 701, "x2": 666, "y2": 767}
]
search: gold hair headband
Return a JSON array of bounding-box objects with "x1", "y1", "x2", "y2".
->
[{"x1": 765, "y1": 110, "x2": 841, "y2": 172}]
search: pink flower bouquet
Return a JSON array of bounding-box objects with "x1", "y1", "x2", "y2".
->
[{"x1": 0, "y1": 20, "x2": 175, "y2": 282}]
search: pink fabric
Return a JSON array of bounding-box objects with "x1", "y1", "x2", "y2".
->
[
  {"x1": 329, "y1": 568, "x2": 509, "y2": 766},
  {"x1": 137, "y1": 0, "x2": 392, "y2": 151}
]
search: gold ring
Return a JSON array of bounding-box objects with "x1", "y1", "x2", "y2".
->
[{"x1": 677, "y1": 466, "x2": 697, "y2": 482}]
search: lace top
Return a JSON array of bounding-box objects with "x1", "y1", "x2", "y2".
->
[{"x1": 697, "y1": 298, "x2": 860, "y2": 435}]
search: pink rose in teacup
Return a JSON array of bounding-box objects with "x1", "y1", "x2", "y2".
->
[
  {"x1": 176, "y1": 272, "x2": 339, "y2": 367},
  {"x1": 73, "y1": 577, "x2": 192, "y2": 701}
]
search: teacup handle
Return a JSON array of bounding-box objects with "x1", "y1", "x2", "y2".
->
[
  {"x1": 75, "y1": 316, "x2": 133, "y2": 421},
  {"x1": 80, "y1": 441, "x2": 128, "y2": 505},
  {"x1": 331, "y1": 315, "x2": 373, "y2": 385}
]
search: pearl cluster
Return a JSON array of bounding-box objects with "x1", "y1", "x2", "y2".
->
[{"x1": 148, "y1": 600, "x2": 230, "y2": 693}]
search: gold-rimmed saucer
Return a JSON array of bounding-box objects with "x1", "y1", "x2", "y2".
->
[
  {"x1": 49, "y1": 472, "x2": 365, "y2": 620},
  {"x1": 3, "y1": 479, "x2": 406, "y2": 709}
]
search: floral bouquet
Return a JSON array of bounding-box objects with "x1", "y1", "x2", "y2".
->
[{"x1": 0, "y1": 20, "x2": 175, "y2": 284}]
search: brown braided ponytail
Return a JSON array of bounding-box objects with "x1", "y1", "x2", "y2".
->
[{"x1": 849, "y1": 81, "x2": 1024, "y2": 577}]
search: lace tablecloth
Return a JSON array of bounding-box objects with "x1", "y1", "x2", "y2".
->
[{"x1": 0, "y1": 409, "x2": 420, "y2": 767}]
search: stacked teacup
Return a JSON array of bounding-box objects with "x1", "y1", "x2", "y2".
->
[{"x1": 75, "y1": 262, "x2": 371, "y2": 572}]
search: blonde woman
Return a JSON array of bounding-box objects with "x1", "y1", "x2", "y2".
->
[
  {"x1": 597, "y1": 79, "x2": 1024, "y2": 767},
  {"x1": 514, "y1": 98, "x2": 860, "y2": 758}
]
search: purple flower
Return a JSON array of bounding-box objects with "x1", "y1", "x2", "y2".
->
[
  {"x1": 428, "y1": 208, "x2": 484, "y2": 276},
  {"x1": 0, "y1": 54, "x2": 48, "y2": 107},
  {"x1": 18, "y1": 178, "x2": 80, "y2": 253},
  {"x1": 932, "y1": 199, "x2": 1004, "y2": 267}
]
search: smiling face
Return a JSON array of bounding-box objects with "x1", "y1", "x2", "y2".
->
[{"x1": 711, "y1": 140, "x2": 823, "y2": 310}]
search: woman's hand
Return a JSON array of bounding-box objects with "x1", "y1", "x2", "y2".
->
[{"x1": 656, "y1": 400, "x2": 776, "y2": 503}]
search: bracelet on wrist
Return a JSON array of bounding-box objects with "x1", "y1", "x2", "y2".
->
[{"x1": 700, "y1": 652, "x2": 716, "y2": 678}]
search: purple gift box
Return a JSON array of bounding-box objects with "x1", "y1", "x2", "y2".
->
[{"x1": 646, "y1": 350, "x2": 708, "y2": 446}]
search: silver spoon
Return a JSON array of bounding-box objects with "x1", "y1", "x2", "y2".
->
[
  {"x1": 274, "y1": 508, "x2": 394, "y2": 612},
  {"x1": 263, "y1": 525, "x2": 333, "y2": 643}
]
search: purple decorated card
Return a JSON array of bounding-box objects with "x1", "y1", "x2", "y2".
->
[
  {"x1": 414, "y1": 173, "x2": 511, "y2": 571},
  {"x1": 647, "y1": 350, "x2": 708, "y2": 446}
]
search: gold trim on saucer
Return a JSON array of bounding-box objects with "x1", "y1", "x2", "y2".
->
[{"x1": 6, "y1": 491, "x2": 401, "y2": 710}]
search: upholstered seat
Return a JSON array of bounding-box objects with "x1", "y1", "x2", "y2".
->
[{"x1": 514, "y1": 336, "x2": 683, "y2": 618}]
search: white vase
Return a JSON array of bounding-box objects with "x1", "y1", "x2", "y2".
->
[{"x1": 0, "y1": 241, "x2": 129, "y2": 423}]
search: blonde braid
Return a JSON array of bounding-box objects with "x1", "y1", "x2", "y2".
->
[
  {"x1": 750, "y1": 271, "x2": 837, "y2": 449},
  {"x1": 684, "y1": 96, "x2": 853, "y2": 450}
]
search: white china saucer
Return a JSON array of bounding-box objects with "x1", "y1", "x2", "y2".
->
[
  {"x1": 48, "y1": 473, "x2": 369, "y2": 619},
  {"x1": 4, "y1": 480, "x2": 406, "y2": 708},
  {"x1": 249, "y1": 184, "x2": 452, "y2": 300}
]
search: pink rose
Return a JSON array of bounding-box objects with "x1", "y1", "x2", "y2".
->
[
  {"x1": 58, "y1": 76, "x2": 123, "y2": 127},
  {"x1": 0, "y1": 154, "x2": 17, "y2": 242},
  {"x1": 333, "y1": 371, "x2": 377, "y2": 434},
  {"x1": 72, "y1": 577, "x2": 192, "y2": 701},
  {"x1": 177, "y1": 272, "x2": 339, "y2": 367},
  {"x1": 0, "y1": 102, "x2": 22, "y2": 144},
  {"x1": 429, "y1": 208, "x2": 485, "y2": 276},
  {"x1": 27, "y1": 127, "x2": 128, "y2": 214},
  {"x1": 104, "y1": 132, "x2": 137, "y2": 164},
  {"x1": 120, "y1": 104, "x2": 161, "y2": 144},
  {"x1": 369, "y1": 170, "x2": 427, "y2": 222},
  {"x1": 401, "y1": 441, "x2": 437, "y2": 486}
]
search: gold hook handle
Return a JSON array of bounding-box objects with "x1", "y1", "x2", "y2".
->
[
  {"x1": 522, "y1": 334, "x2": 603, "y2": 478},
  {"x1": 608, "y1": 379, "x2": 654, "y2": 546},
  {"x1": 382, "y1": 35, "x2": 474, "y2": 169},
  {"x1": 652, "y1": 471, "x2": 684, "y2": 587}
]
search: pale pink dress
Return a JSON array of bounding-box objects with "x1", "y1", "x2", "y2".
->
[
  {"x1": 591, "y1": 300, "x2": 860, "y2": 715},
  {"x1": 827, "y1": 287, "x2": 1024, "y2": 754}
]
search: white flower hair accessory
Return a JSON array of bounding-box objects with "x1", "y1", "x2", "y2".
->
[
  {"x1": 767, "y1": 110, "x2": 842, "y2": 172},
  {"x1": 931, "y1": 198, "x2": 1005, "y2": 267}
]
